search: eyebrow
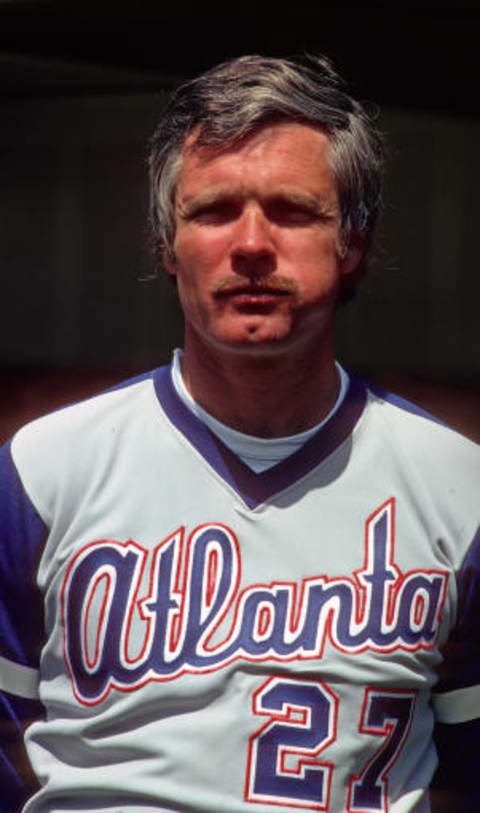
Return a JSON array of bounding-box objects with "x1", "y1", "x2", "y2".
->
[
  {"x1": 271, "y1": 190, "x2": 337, "y2": 214},
  {"x1": 178, "y1": 187, "x2": 338, "y2": 218},
  {"x1": 178, "y1": 189, "x2": 234, "y2": 217}
]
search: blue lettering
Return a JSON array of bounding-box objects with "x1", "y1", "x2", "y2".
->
[{"x1": 62, "y1": 501, "x2": 449, "y2": 705}]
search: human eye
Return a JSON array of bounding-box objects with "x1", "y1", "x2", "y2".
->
[
  {"x1": 187, "y1": 198, "x2": 240, "y2": 225},
  {"x1": 266, "y1": 198, "x2": 327, "y2": 226}
]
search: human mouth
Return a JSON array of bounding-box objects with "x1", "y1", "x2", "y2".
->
[
  {"x1": 212, "y1": 277, "x2": 296, "y2": 302},
  {"x1": 214, "y1": 286, "x2": 292, "y2": 311}
]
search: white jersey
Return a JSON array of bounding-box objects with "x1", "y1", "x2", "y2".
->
[{"x1": 1, "y1": 361, "x2": 479, "y2": 812}]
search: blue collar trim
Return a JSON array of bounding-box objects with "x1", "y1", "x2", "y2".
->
[{"x1": 153, "y1": 364, "x2": 367, "y2": 509}]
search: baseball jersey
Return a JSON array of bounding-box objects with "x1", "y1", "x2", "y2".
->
[{"x1": 1, "y1": 360, "x2": 479, "y2": 812}]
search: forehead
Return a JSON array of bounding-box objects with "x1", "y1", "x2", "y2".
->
[{"x1": 175, "y1": 122, "x2": 337, "y2": 201}]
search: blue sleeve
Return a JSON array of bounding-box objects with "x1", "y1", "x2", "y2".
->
[
  {"x1": 431, "y1": 720, "x2": 480, "y2": 811},
  {"x1": 0, "y1": 440, "x2": 48, "y2": 808},
  {"x1": 0, "y1": 694, "x2": 43, "y2": 810},
  {"x1": 431, "y1": 528, "x2": 480, "y2": 811}
]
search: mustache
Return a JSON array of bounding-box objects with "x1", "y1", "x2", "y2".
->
[{"x1": 212, "y1": 276, "x2": 298, "y2": 296}]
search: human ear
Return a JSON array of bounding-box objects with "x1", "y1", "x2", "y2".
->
[
  {"x1": 163, "y1": 250, "x2": 178, "y2": 277},
  {"x1": 339, "y1": 233, "x2": 365, "y2": 277}
]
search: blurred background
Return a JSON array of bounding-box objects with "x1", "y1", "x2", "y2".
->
[{"x1": 1, "y1": 3, "x2": 479, "y2": 443}]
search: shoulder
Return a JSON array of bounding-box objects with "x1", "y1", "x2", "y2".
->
[
  {"x1": 7, "y1": 366, "x2": 166, "y2": 525},
  {"x1": 12, "y1": 367, "x2": 160, "y2": 456},
  {"x1": 363, "y1": 379, "x2": 479, "y2": 459},
  {"x1": 359, "y1": 379, "x2": 479, "y2": 545}
]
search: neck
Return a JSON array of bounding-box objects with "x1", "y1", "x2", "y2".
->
[{"x1": 180, "y1": 332, "x2": 340, "y2": 438}]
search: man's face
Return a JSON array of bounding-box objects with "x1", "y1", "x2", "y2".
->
[{"x1": 166, "y1": 121, "x2": 361, "y2": 359}]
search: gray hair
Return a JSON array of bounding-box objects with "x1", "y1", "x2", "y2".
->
[{"x1": 148, "y1": 54, "x2": 384, "y2": 299}]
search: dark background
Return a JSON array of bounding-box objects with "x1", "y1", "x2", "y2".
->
[{"x1": 1, "y1": 4, "x2": 480, "y2": 442}]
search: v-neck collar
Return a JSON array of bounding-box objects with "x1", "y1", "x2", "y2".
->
[{"x1": 153, "y1": 364, "x2": 367, "y2": 509}]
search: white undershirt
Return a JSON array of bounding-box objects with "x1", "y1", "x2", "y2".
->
[{"x1": 171, "y1": 348, "x2": 349, "y2": 473}]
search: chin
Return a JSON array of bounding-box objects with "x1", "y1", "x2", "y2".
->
[{"x1": 211, "y1": 328, "x2": 310, "y2": 359}]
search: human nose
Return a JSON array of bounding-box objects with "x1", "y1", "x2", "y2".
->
[{"x1": 231, "y1": 205, "x2": 276, "y2": 277}]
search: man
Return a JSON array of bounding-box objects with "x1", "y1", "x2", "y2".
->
[{"x1": 0, "y1": 54, "x2": 478, "y2": 812}]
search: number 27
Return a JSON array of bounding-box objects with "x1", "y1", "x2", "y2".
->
[{"x1": 245, "y1": 677, "x2": 416, "y2": 812}]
